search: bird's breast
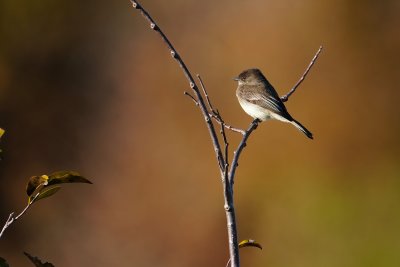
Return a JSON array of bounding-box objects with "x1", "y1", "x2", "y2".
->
[{"x1": 237, "y1": 99, "x2": 272, "y2": 121}]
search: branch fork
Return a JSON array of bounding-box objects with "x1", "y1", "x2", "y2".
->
[
  {"x1": 0, "y1": 192, "x2": 40, "y2": 238},
  {"x1": 130, "y1": 1, "x2": 321, "y2": 266}
]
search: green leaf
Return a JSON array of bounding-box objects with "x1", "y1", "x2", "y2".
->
[
  {"x1": 30, "y1": 186, "x2": 61, "y2": 204},
  {"x1": 238, "y1": 239, "x2": 263, "y2": 250},
  {"x1": 25, "y1": 171, "x2": 92, "y2": 204},
  {"x1": 23, "y1": 252, "x2": 54, "y2": 267},
  {"x1": 0, "y1": 257, "x2": 10, "y2": 267},
  {"x1": 48, "y1": 171, "x2": 92, "y2": 185},
  {"x1": 26, "y1": 175, "x2": 49, "y2": 196}
]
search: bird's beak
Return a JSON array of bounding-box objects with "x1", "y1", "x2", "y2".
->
[{"x1": 233, "y1": 77, "x2": 239, "y2": 81}]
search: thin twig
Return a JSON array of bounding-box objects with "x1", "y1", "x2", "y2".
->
[
  {"x1": 197, "y1": 75, "x2": 230, "y2": 169},
  {"x1": 184, "y1": 91, "x2": 199, "y2": 106},
  {"x1": 197, "y1": 74, "x2": 216, "y2": 113},
  {"x1": 221, "y1": 123, "x2": 229, "y2": 172},
  {"x1": 197, "y1": 75, "x2": 232, "y2": 226},
  {"x1": 131, "y1": 1, "x2": 225, "y2": 172},
  {"x1": 210, "y1": 114, "x2": 245, "y2": 135},
  {"x1": 228, "y1": 119, "x2": 260, "y2": 186},
  {"x1": 197, "y1": 74, "x2": 245, "y2": 135},
  {"x1": 281, "y1": 45, "x2": 323, "y2": 102},
  {"x1": 0, "y1": 192, "x2": 39, "y2": 238},
  {"x1": 194, "y1": 77, "x2": 227, "y2": 169},
  {"x1": 197, "y1": 75, "x2": 237, "y2": 186},
  {"x1": 0, "y1": 213, "x2": 14, "y2": 238}
]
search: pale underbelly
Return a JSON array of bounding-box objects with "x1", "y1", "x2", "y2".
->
[{"x1": 238, "y1": 100, "x2": 289, "y2": 122}]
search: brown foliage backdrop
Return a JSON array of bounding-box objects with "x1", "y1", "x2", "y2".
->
[{"x1": 1, "y1": 0, "x2": 399, "y2": 266}]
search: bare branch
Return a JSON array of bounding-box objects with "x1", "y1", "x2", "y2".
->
[
  {"x1": 221, "y1": 125, "x2": 229, "y2": 172},
  {"x1": 130, "y1": 2, "x2": 241, "y2": 266},
  {"x1": 196, "y1": 75, "x2": 231, "y2": 170},
  {"x1": 196, "y1": 74, "x2": 243, "y2": 267},
  {"x1": 197, "y1": 74, "x2": 245, "y2": 135},
  {"x1": 184, "y1": 91, "x2": 199, "y2": 106},
  {"x1": 130, "y1": 1, "x2": 226, "y2": 172},
  {"x1": 219, "y1": 119, "x2": 259, "y2": 266},
  {"x1": 0, "y1": 192, "x2": 40, "y2": 239},
  {"x1": 197, "y1": 74, "x2": 216, "y2": 114},
  {"x1": 130, "y1": 3, "x2": 318, "y2": 266},
  {"x1": 0, "y1": 213, "x2": 14, "y2": 238},
  {"x1": 210, "y1": 115, "x2": 245, "y2": 135},
  {"x1": 281, "y1": 45, "x2": 323, "y2": 102},
  {"x1": 229, "y1": 119, "x2": 260, "y2": 186}
]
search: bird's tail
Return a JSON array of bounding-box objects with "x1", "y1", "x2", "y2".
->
[{"x1": 291, "y1": 119, "x2": 313, "y2": 139}]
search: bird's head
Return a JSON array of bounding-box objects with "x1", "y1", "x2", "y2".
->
[{"x1": 233, "y1": 68, "x2": 265, "y2": 85}]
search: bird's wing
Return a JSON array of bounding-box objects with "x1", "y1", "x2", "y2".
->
[{"x1": 245, "y1": 92, "x2": 291, "y2": 118}]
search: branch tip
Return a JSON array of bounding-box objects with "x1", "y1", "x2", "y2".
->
[
  {"x1": 281, "y1": 45, "x2": 323, "y2": 102},
  {"x1": 184, "y1": 91, "x2": 199, "y2": 105}
]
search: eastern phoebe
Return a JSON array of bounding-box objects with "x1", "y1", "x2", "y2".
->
[{"x1": 234, "y1": 68, "x2": 313, "y2": 139}]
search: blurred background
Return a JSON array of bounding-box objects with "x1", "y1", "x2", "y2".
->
[{"x1": 1, "y1": 0, "x2": 399, "y2": 266}]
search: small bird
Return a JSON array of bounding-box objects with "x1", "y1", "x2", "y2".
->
[{"x1": 234, "y1": 68, "x2": 313, "y2": 139}]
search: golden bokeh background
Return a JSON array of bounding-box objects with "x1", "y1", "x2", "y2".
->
[{"x1": 1, "y1": 0, "x2": 399, "y2": 266}]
